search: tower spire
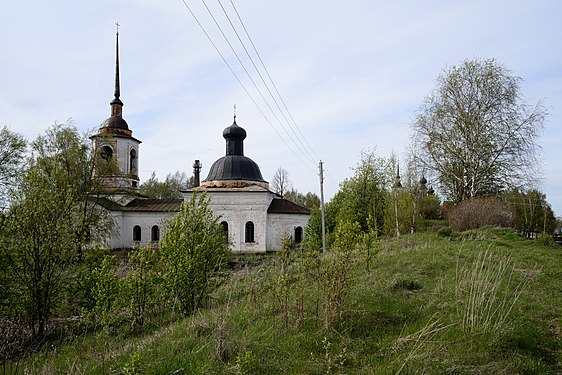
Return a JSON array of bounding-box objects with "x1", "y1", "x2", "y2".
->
[{"x1": 110, "y1": 22, "x2": 123, "y2": 112}]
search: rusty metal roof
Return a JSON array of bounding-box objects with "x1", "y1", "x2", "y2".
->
[
  {"x1": 124, "y1": 198, "x2": 182, "y2": 212},
  {"x1": 267, "y1": 198, "x2": 310, "y2": 215}
]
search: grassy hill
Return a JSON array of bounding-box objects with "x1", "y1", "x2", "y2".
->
[{"x1": 9, "y1": 228, "x2": 562, "y2": 374}]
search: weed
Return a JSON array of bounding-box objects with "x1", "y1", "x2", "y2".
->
[{"x1": 455, "y1": 248, "x2": 532, "y2": 337}]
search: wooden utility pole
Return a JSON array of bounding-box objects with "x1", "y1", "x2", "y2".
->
[{"x1": 319, "y1": 160, "x2": 326, "y2": 253}]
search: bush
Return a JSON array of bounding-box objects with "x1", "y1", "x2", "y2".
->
[
  {"x1": 535, "y1": 233, "x2": 558, "y2": 248},
  {"x1": 437, "y1": 227, "x2": 453, "y2": 237},
  {"x1": 160, "y1": 193, "x2": 229, "y2": 316},
  {"x1": 448, "y1": 197, "x2": 512, "y2": 231}
]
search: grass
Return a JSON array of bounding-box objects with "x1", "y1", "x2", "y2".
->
[{"x1": 6, "y1": 228, "x2": 562, "y2": 374}]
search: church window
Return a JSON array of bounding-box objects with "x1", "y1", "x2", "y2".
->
[
  {"x1": 245, "y1": 221, "x2": 254, "y2": 243},
  {"x1": 220, "y1": 221, "x2": 229, "y2": 241},
  {"x1": 100, "y1": 145, "x2": 113, "y2": 161},
  {"x1": 294, "y1": 226, "x2": 303, "y2": 244},
  {"x1": 133, "y1": 225, "x2": 142, "y2": 242},
  {"x1": 151, "y1": 225, "x2": 160, "y2": 242},
  {"x1": 130, "y1": 148, "x2": 137, "y2": 174}
]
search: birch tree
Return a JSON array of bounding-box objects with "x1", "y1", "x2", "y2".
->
[{"x1": 411, "y1": 58, "x2": 546, "y2": 202}]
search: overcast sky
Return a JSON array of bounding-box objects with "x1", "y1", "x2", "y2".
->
[{"x1": 1, "y1": 1, "x2": 561, "y2": 215}]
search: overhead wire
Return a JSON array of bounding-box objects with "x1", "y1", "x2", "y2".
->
[
  {"x1": 179, "y1": 0, "x2": 313, "y2": 171},
  {"x1": 226, "y1": 0, "x2": 322, "y2": 163},
  {"x1": 180, "y1": 0, "x2": 341, "y2": 195},
  {"x1": 199, "y1": 0, "x2": 315, "y2": 171},
  {"x1": 219, "y1": 0, "x2": 318, "y2": 164}
]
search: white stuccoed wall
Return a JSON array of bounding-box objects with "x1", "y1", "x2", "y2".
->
[
  {"x1": 204, "y1": 190, "x2": 273, "y2": 252},
  {"x1": 266, "y1": 213, "x2": 309, "y2": 251},
  {"x1": 203, "y1": 189, "x2": 310, "y2": 252},
  {"x1": 109, "y1": 210, "x2": 174, "y2": 249}
]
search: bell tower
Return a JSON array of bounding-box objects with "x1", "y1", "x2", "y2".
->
[{"x1": 91, "y1": 24, "x2": 141, "y2": 192}]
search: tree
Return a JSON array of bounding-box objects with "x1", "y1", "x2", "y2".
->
[
  {"x1": 411, "y1": 58, "x2": 547, "y2": 202},
  {"x1": 31, "y1": 122, "x2": 113, "y2": 253},
  {"x1": 271, "y1": 167, "x2": 292, "y2": 197},
  {"x1": 505, "y1": 189, "x2": 556, "y2": 237},
  {"x1": 140, "y1": 171, "x2": 192, "y2": 199},
  {"x1": 159, "y1": 192, "x2": 228, "y2": 316},
  {"x1": 330, "y1": 149, "x2": 390, "y2": 235},
  {"x1": 1, "y1": 164, "x2": 80, "y2": 336},
  {"x1": 284, "y1": 189, "x2": 320, "y2": 209},
  {"x1": 0, "y1": 126, "x2": 26, "y2": 210}
]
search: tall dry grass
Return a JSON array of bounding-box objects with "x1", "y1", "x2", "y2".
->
[{"x1": 455, "y1": 248, "x2": 532, "y2": 335}]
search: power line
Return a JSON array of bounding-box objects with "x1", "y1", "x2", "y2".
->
[
  {"x1": 179, "y1": 0, "x2": 314, "y2": 171},
  {"x1": 199, "y1": 0, "x2": 315, "y2": 170},
  {"x1": 180, "y1": 0, "x2": 342, "y2": 196},
  {"x1": 220, "y1": 0, "x2": 318, "y2": 164}
]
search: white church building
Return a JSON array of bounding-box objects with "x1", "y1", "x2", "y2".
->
[{"x1": 92, "y1": 31, "x2": 309, "y2": 252}]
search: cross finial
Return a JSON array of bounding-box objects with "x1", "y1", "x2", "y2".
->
[
  {"x1": 115, "y1": 22, "x2": 120, "y2": 35},
  {"x1": 233, "y1": 104, "x2": 237, "y2": 121}
]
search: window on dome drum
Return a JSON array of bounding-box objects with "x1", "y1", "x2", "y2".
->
[
  {"x1": 133, "y1": 225, "x2": 141, "y2": 242},
  {"x1": 245, "y1": 221, "x2": 255, "y2": 243},
  {"x1": 151, "y1": 225, "x2": 160, "y2": 242},
  {"x1": 100, "y1": 145, "x2": 113, "y2": 161},
  {"x1": 220, "y1": 221, "x2": 229, "y2": 241},
  {"x1": 294, "y1": 226, "x2": 303, "y2": 244},
  {"x1": 130, "y1": 149, "x2": 137, "y2": 173}
]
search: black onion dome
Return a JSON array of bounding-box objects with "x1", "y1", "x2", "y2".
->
[
  {"x1": 223, "y1": 120, "x2": 246, "y2": 140},
  {"x1": 205, "y1": 155, "x2": 265, "y2": 182},
  {"x1": 203, "y1": 118, "x2": 265, "y2": 182}
]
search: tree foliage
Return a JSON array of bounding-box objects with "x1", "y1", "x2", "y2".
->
[
  {"x1": 32, "y1": 122, "x2": 113, "y2": 251},
  {"x1": 329, "y1": 149, "x2": 390, "y2": 235},
  {"x1": 0, "y1": 126, "x2": 26, "y2": 210},
  {"x1": 0, "y1": 123, "x2": 114, "y2": 336},
  {"x1": 159, "y1": 193, "x2": 228, "y2": 316},
  {"x1": 284, "y1": 189, "x2": 320, "y2": 209},
  {"x1": 140, "y1": 171, "x2": 192, "y2": 199},
  {"x1": 505, "y1": 189, "x2": 556, "y2": 236},
  {"x1": 1, "y1": 164, "x2": 80, "y2": 336},
  {"x1": 411, "y1": 58, "x2": 546, "y2": 202}
]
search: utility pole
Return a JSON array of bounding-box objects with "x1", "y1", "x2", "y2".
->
[{"x1": 319, "y1": 160, "x2": 326, "y2": 253}]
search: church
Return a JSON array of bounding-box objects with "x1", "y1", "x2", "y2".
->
[{"x1": 92, "y1": 31, "x2": 309, "y2": 252}]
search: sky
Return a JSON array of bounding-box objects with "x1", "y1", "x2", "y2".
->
[{"x1": 1, "y1": 1, "x2": 561, "y2": 215}]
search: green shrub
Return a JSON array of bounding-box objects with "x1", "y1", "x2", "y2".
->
[
  {"x1": 437, "y1": 226, "x2": 452, "y2": 237},
  {"x1": 536, "y1": 233, "x2": 557, "y2": 248},
  {"x1": 160, "y1": 193, "x2": 229, "y2": 316}
]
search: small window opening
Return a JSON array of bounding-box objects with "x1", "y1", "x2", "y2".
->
[
  {"x1": 220, "y1": 221, "x2": 229, "y2": 241},
  {"x1": 133, "y1": 225, "x2": 142, "y2": 242},
  {"x1": 151, "y1": 225, "x2": 160, "y2": 242},
  {"x1": 129, "y1": 149, "x2": 137, "y2": 173},
  {"x1": 100, "y1": 145, "x2": 113, "y2": 161},
  {"x1": 245, "y1": 221, "x2": 255, "y2": 243},
  {"x1": 294, "y1": 226, "x2": 303, "y2": 244}
]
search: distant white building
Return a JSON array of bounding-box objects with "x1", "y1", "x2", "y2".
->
[{"x1": 92, "y1": 32, "x2": 309, "y2": 252}]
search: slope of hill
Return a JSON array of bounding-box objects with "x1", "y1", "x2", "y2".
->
[{"x1": 11, "y1": 228, "x2": 562, "y2": 374}]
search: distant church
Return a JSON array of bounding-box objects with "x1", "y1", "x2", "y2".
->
[{"x1": 92, "y1": 31, "x2": 309, "y2": 252}]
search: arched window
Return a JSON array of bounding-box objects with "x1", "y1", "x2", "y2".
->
[
  {"x1": 220, "y1": 221, "x2": 229, "y2": 240},
  {"x1": 133, "y1": 225, "x2": 142, "y2": 242},
  {"x1": 245, "y1": 221, "x2": 255, "y2": 243},
  {"x1": 129, "y1": 148, "x2": 137, "y2": 174},
  {"x1": 294, "y1": 226, "x2": 303, "y2": 244},
  {"x1": 151, "y1": 225, "x2": 160, "y2": 242},
  {"x1": 100, "y1": 145, "x2": 113, "y2": 161}
]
